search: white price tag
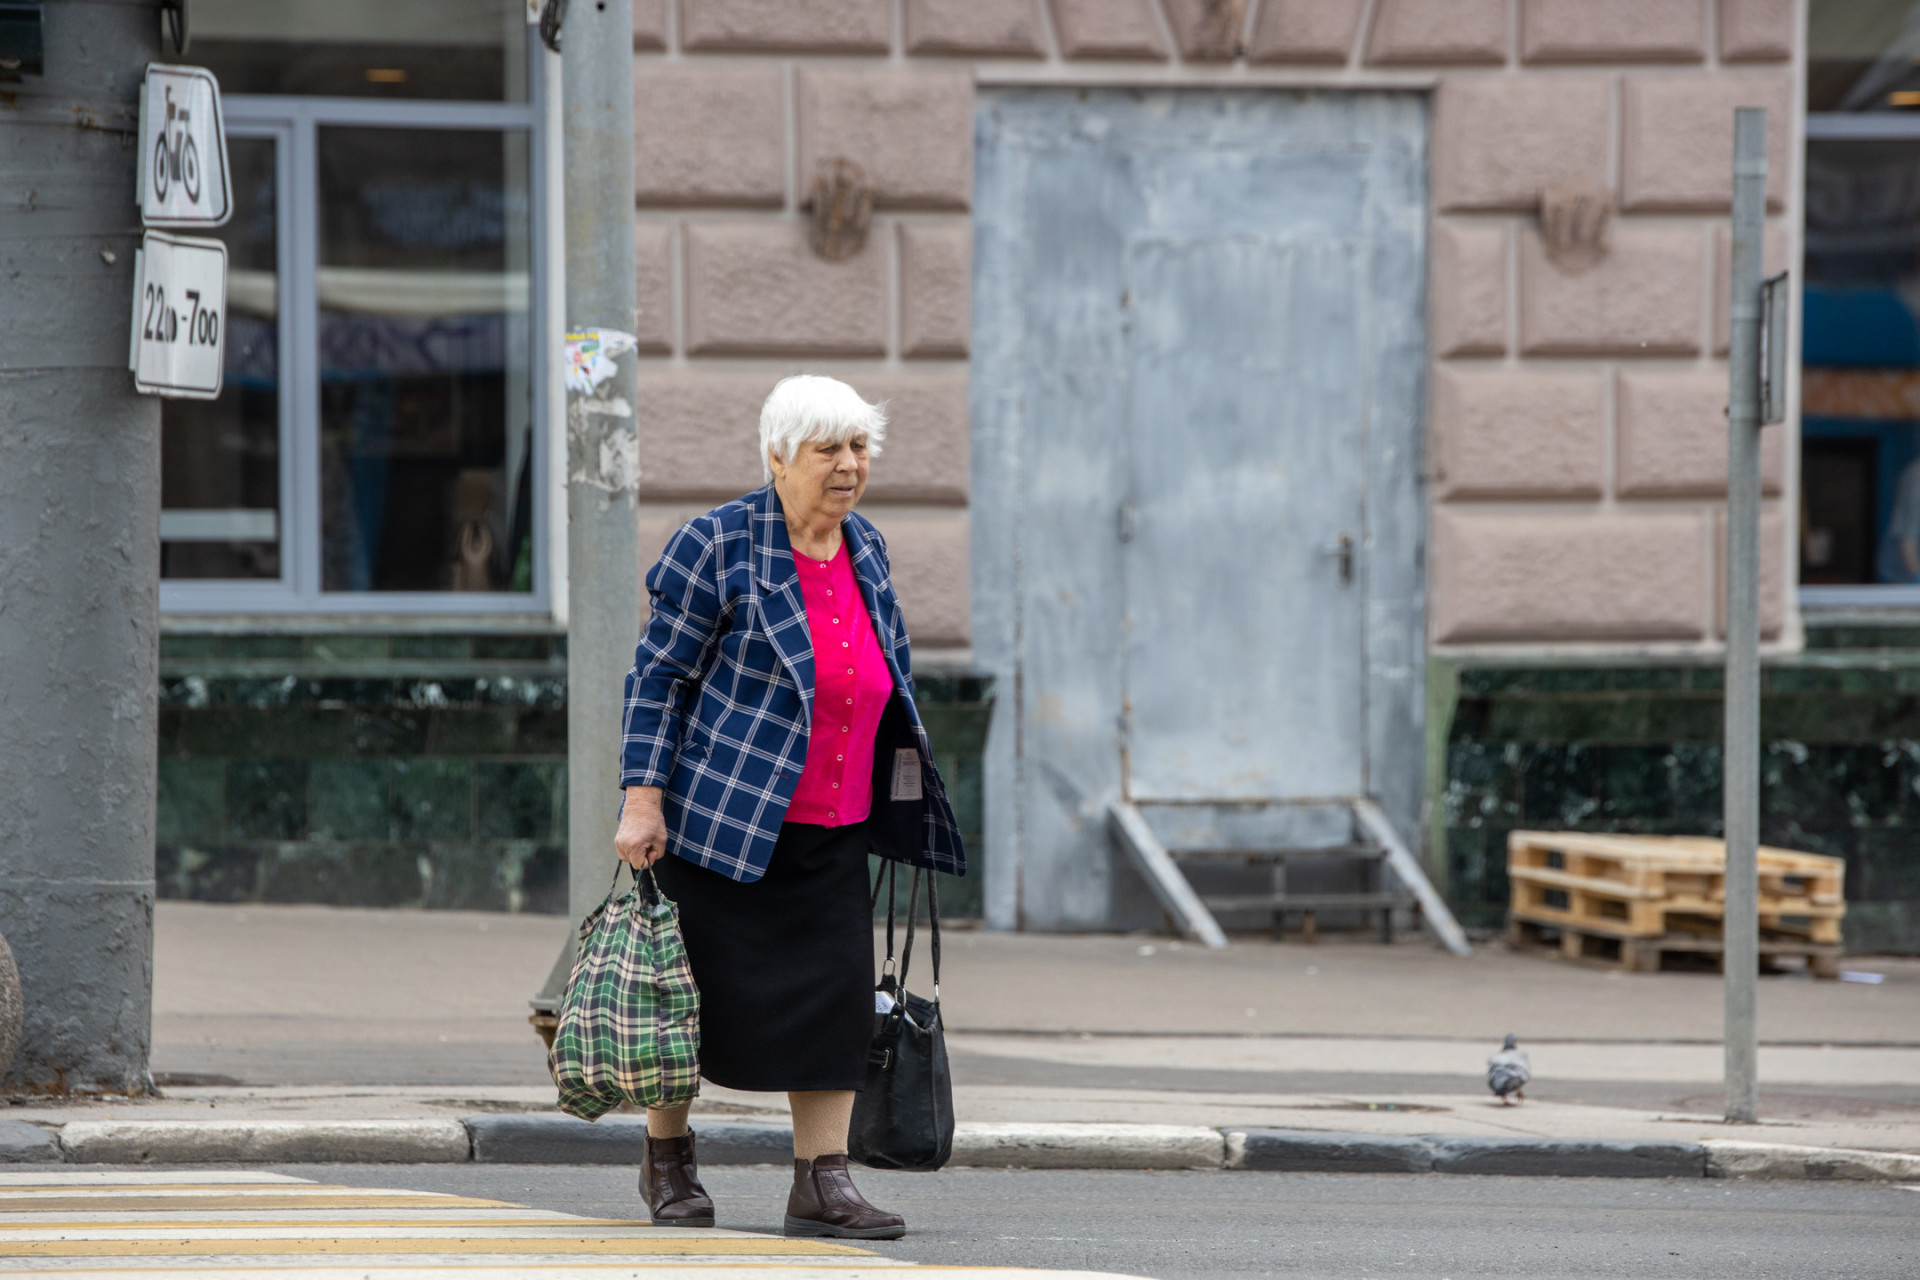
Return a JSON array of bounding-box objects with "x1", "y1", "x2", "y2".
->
[
  {"x1": 130, "y1": 231, "x2": 227, "y2": 400},
  {"x1": 890, "y1": 748, "x2": 923, "y2": 802},
  {"x1": 137, "y1": 64, "x2": 231, "y2": 229}
]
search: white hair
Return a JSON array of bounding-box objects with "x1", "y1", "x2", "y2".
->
[{"x1": 758, "y1": 375, "x2": 887, "y2": 483}]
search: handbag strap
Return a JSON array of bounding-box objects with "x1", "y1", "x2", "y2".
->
[
  {"x1": 872, "y1": 859, "x2": 942, "y2": 1003},
  {"x1": 898, "y1": 867, "x2": 921, "y2": 997},
  {"x1": 927, "y1": 866, "x2": 942, "y2": 1003},
  {"x1": 873, "y1": 858, "x2": 898, "y2": 984}
]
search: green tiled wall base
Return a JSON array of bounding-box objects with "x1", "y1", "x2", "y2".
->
[
  {"x1": 157, "y1": 840, "x2": 567, "y2": 912},
  {"x1": 1439, "y1": 649, "x2": 1920, "y2": 954},
  {"x1": 156, "y1": 632, "x2": 990, "y2": 918}
]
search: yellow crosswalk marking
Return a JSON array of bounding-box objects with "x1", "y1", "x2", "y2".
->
[{"x1": 0, "y1": 1172, "x2": 914, "y2": 1276}]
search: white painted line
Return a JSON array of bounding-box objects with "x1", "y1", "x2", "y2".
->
[{"x1": 0, "y1": 1173, "x2": 308, "y2": 1187}]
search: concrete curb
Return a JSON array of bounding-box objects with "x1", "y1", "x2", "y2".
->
[
  {"x1": 1703, "y1": 1139, "x2": 1920, "y2": 1182},
  {"x1": 1, "y1": 1118, "x2": 1913, "y2": 1181},
  {"x1": 1425, "y1": 1136, "x2": 1706, "y2": 1178},
  {"x1": 952, "y1": 1123, "x2": 1224, "y2": 1170},
  {"x1": 465, "y1": 1115, "x2": 790, "y2": 1166},
  {"x1": 1233, "y1": 1129, "x2": 1434, "y2": 1173},
  {"x1": 464, "y1": 1117, "x2": 1223, "y2": 1170},
  {"x1": 0, "y1": 1119, "x2": 58, "y2": 1164},
  {"x1": 57, "y1": 1120, "x2": 471, "y2": 1165},
  {"x1": 1230, "y1": 1130, "x2": 1705, "y2": 1177}
]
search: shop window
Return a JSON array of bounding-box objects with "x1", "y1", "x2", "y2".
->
[
  {"x1": 188, "y1": 0, "x2": 530, "y2": 103},
  {"x1": 160, "y1": 1, "x2": 546, "y2": 613},
  {"x1": 160, "y1": 135, "x2": 282, "y2": 581},
  {"x1": 1802, "y1": 2, "x2": 1920, "y2": 603}
]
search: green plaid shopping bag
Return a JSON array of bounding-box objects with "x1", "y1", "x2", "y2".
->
[{"x1": 548, "y1": 864, "x2": 700, "y2": 1120}]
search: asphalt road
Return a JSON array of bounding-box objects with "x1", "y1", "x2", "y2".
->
[{"x1": 274, "y1": 1162, "x2": 1920, "y2": 1280}]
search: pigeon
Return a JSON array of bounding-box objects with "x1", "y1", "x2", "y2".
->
[{"x1": 1487, "y1": 1033, "x2": 1530, "y2": 1105}]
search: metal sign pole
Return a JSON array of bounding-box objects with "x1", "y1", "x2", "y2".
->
[
  {"x1": 1723, "y1": 106, "x2": 1767, "y2": 1126},
  {"x1": 534, "y1": 0, "x2": 641, "y2": 1013}
]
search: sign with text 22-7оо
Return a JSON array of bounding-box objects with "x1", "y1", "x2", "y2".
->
[
  {"x1": 137, "y1": 64, "x2": 230, "y2": 228},
  {"x1": 129, "y1": 232, "x2": 227, "y2": 399}
]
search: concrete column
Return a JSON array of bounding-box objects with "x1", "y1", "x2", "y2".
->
[{"x1": 0, "y1": 1, "x2": 161, "y2": 1092}]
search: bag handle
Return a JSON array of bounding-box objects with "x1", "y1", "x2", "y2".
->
[
  {"x1": 871, "y1": 858, "x2": 941, "y2": 1004},
  {"x1": 605, "y1": 859, "x2": 661, "y2": 903}
]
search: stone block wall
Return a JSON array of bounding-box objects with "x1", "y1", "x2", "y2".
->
[
  {"x1": 630, "y1": 0, "x2": 1801, "y2": 653},
  {"x1": 630, "y1": 2, "x2": 981, "y2": 649},
  {"x1": 1423, "y1": 0, "x2": 1800, "y2": 648}
]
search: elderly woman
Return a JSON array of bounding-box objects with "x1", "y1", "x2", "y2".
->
[{"x1": 614, "y1": 375, "x2": 965, "y2": 1240}]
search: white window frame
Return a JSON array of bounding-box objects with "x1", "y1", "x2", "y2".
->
[{"x1": 160, "y1": 63, "x2": 552, "y2": 617}]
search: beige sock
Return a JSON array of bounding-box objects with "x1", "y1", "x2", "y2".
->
[
  {"x1": 646, "y1": 1102, "x2": 692, "y2": 1140},
  {"x1": 788, "y1": 1090, "x2": 855, "y2": 1162}
]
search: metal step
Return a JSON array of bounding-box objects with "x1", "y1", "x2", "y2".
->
[
  {"x1": 1170, "y1": 843, "x2": 1383, "y2": 862},
  {"x1": 1200, "y1": 891, "x2": 1414, "y2": 913},
  {"x1": 1108, "y1": 796, "x2": 1472, "y2": 955}
]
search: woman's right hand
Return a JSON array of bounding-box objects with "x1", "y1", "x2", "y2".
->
[{"x1": 616, "y1": 786, "x2": 669, "y2": 869}]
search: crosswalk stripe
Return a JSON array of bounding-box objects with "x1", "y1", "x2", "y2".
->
[
  {"x1": 0, "y1": 1174, "x2": 304, "y2": 1187},
  {"x1": 0, "y1": 1228, "x2": 645, "y2": 1235},
  {"x1": 0, "y1": 1198, "x2": 514, "y2": 1214},
  {"x1": 0, "y1": 1240, "x2": 869, "y2": 1258},
  {"x1": 0, "y1": 1189, "x2": 451, "y2": 1205}
]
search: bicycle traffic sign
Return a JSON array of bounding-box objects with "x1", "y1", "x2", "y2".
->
[
  {"x1": 129, "y1": 231, "x2": 227, "y2": 399},
  {"x1": 137, "y1": 64, "x2": 230, "y2": 228}
]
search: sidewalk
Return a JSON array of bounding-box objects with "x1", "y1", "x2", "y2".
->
[{"x1": 7, "y1": 902, "x2": 1918, "y2": 1170}]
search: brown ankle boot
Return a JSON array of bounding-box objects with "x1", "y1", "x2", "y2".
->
[
  {"x1": 783, "y1": 1153, "x2": 905, "y2": 1240},
  {"x1": 641, "y1": 1130, "x2": 714, "y2": 1228}
]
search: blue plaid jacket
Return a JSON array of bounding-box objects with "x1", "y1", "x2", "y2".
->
[{"x1": 620, "y1": 485, "x2": 966, "y2": 883}]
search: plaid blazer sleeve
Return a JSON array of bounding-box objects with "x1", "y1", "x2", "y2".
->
[
  {"x1": 619, "y1": 519, "x2": 724, "y2": 789},
  {"x1": 873, "y1": 527, "x2": 915, "y2": 698}
]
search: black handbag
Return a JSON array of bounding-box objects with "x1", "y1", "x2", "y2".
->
[{"x1": 849, "y1": 861, "x2": 954, "y2": 1171}]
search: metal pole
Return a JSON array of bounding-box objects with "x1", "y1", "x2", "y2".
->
[
  {"x1": 1723, "y1": 106, "x2": 1767, "y2": 1125},
  {"x1": 0, "y1": 1, "x2": 161, "y2": 1092},
  {"x1": 538, "y1": 0, "x2": 641, "y2": 1002}
]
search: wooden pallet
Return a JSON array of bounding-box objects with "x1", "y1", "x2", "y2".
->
[
  {"x1": 1507, "y1": 917, "x2": 1843, "y2": 978},
  {"x1": 1507, "y1": 831, "x2": 1845, "y2": 939}
]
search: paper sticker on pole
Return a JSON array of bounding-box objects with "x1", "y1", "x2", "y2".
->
[
  {"x1": 137, "y1": 64, "x2": 231, "y2": 228},
  {"x1": 129, "y1": 231, "x2": 227, "y2": 399}
]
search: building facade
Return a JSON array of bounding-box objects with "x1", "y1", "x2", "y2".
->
[{"x1": 151, "y1": 1, "x2": 1920, "y2": 950}]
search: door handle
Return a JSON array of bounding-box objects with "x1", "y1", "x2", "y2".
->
[
  {"x1": 1321, "y1": 532, "x2": 1354, "y2": 586},
  {"x1": 1118, "y1": 498, "x2": 1137, "y2": 544}
]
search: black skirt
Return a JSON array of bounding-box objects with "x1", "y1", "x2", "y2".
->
[{"x1": 652, "y1": 821, "x2": 874, "y2": 1093}]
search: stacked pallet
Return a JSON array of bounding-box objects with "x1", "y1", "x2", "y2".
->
[{"x1": 1505, "y1": 831, "x2": 1846, "y2": 978}]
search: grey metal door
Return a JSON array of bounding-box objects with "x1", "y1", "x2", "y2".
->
[
  {"x1": 972, "y1": 89, "x2": 1428, "y2": 930},
  {"x1": 1121, "y1": 235, "x2": 1367, "y2": 801}
]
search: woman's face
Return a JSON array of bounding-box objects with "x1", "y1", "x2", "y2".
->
[{"x1": 770, "y1": 434, "x2": 869, "y2": 521}]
